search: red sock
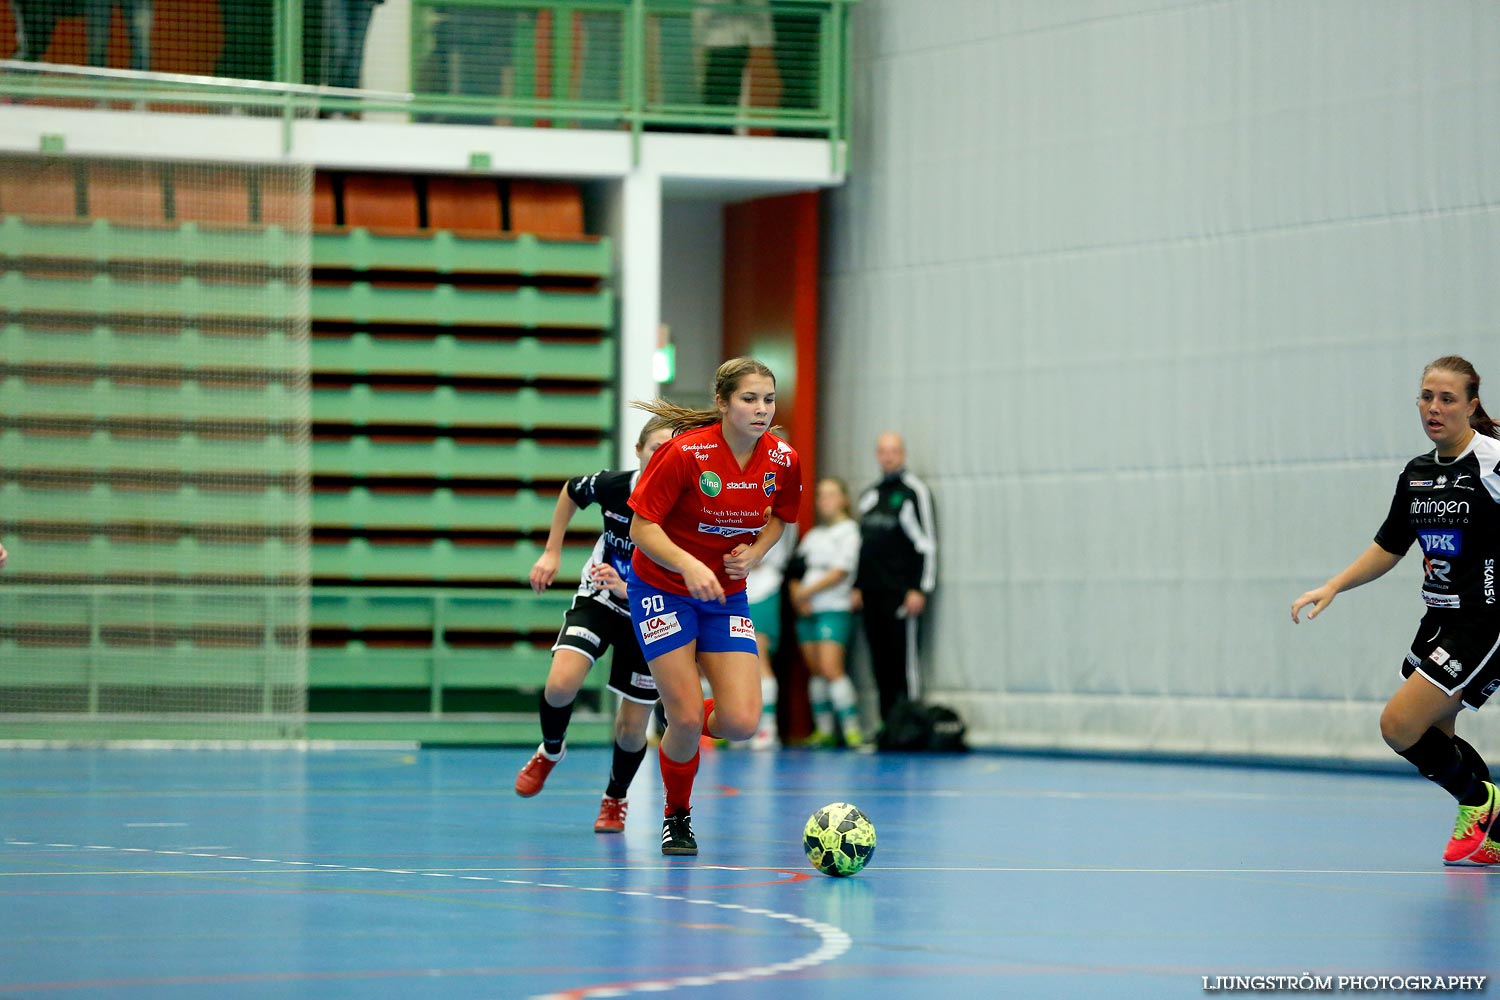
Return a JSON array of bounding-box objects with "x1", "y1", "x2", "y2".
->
[
  {"x1": 659, "y1": 746, "x2": 700, "y2": 816},
  {"x1": 701, "y1": 697, "x2": 716, "y2": 738}
]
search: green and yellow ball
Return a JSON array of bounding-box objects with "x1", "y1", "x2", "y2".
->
[{"x1": 803, "y1": 802, "x2": 876, "y2": 877}]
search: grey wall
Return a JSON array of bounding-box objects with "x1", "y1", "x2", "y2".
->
[
  {"x1": 660, "y1": 199, "x2": 724, "y2": 408},
  {"x1": 820, "y1": 0, "x2": 1500, "y2": 760}
]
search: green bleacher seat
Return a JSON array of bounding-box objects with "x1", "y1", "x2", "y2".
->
[
  {"x1": 2, "y1": 429, "x2": 301, "y2": 476},
  {"x1": 0, "y1": 216, "x2": 302, "y2": 269},
  {"x1": 0, "y1": 272, "x2": 301, "y2": 321},
  {"x1": 3, "y1": 482, "x2": 299, "y2": 528},
  {"x1": 3, "y1": 374, "x2": 301, "y2": 422},
  {"x1": 310, "y1": 436, "x2": 613, "y2": 480},
  {"x1": 311, "y1": 587, "x2": 569, "y2": 634},
  {"x1": 310, "y1": 384, "x2": 614, "y2": 429},
  {"x1": 310, "y1": 332, "x2": 612, "y2": 380},
  {"x1": 4, "y1": 535, "x2": 304, "y2": 579},
  {"x1": 312, "y1": 487, "x2": 557, "y2": 532},
  {"x1": 312, "y1": 228, "x2": 610, "y2": 278},
  {"x1": 308, "y1": 643, "x2": 554, "y2": 690},
  {"x1": 2, "y1": 323, "x2": 300, "y2": 374},
  {"x1": 310, "y1": 282, "x2": 612, "y2": 329},
  {"x1": 311, "y1": 538, "x2": 593, "y2": 581}
]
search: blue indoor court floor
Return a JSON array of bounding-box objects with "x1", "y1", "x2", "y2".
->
[{"x1": 1, "y1": 746, "x2": 1497, "y2": 1000}]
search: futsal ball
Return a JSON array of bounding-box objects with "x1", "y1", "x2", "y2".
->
[{"x1": 803, "y1": 802, "x2": 876, "y2": 877}]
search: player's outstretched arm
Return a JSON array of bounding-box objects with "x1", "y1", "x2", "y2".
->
[
  {"x1": 1290, "y1": 542, "x2": 1403, "y2": 623},
  {"x1": 530, "y1": 486, "x2": 580, "y2": 593}
]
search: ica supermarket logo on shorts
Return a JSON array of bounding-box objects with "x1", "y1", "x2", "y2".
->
[
  {"x1": 639, "y1": 612, "x2": 682, "y2": 644},
  {"x1": 699, "y1": 471, "x2": 723, "y2": 497}
]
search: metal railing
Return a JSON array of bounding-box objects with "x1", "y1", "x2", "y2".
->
[{"x1": 0, "y1": 0, "x2": 856, "y2": 159}]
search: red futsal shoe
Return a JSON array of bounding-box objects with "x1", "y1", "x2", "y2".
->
[
  {"x1": 594, "y1": 796, "x2": 628, "y2": 834},
  {"x1": 1443, "y1": 781, "x2": 1500, "y2": 865},
  {"x1": 514, "y1": 744, "x2": 564, "y2": 798}
]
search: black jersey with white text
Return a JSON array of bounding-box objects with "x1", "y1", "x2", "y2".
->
[
  {"x1": 1374, "y1": 434, "x2": 1500, "y2": 619},
  {"x1": 565, "y1": 469, "x2": 638, "y2": 616}
]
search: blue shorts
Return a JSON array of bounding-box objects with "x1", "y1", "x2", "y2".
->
[{"x1": 628, "y1": 577, "x2": 759, "y2": 660}]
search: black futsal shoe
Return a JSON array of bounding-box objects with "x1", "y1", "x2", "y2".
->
[{"x1": 661, "y1": 808, "x2": 698, "y2": 856}]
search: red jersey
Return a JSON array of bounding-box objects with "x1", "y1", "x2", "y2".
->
[{"x1": 628, "y1": 422, "x2": 803, "y2": 596}]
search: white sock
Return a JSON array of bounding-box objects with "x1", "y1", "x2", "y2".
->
[
  {"x1": 809, "y1": 676, "x2": 834, "y2": 736},
  {"x1": 830, "y1": 676, "x2": 860, "y2": 730}
]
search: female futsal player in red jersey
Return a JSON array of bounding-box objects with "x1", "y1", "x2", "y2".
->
[
  {"x1": 628, "y1": 358, "x2": 803, "y2": 855},
  {"x1": 1293, "y1": 355, "x2": 1500, "y2": 865}
]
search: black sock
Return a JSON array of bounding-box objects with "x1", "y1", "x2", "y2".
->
[
  {"x1": 1398, "y1": 727, "x2": 1487, "y2": 804},
  {"x1": 605, "y1": 741, "x2": 648, "y2": 800},
  {"x1": 539, "y1": 692, "x2": 574, "y2": 755},
  {"x1": 1452, "y1": 734, "x2": 1491, "y2": 784}
]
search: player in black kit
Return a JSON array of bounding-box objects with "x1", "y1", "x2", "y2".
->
[
  {"x1": 1292, "y1": 355, "x2": 1500, "y2": 865},
  {"x1": 514, "y1": 416, "x2": 675, "y2": 833}
]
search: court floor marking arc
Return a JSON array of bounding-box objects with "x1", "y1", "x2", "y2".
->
[{"x1": 1, "y1": 840, "x2": 853, "y2": 999}]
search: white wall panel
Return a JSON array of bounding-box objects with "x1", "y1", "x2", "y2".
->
[{"x1": 824, "y1": 0, "x2": 1500, "y2": 760}]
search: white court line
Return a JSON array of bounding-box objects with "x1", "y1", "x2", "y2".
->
[
  {"x1": 4, "y1": 843, "x2": 1486, "y2": 879},
  {"x1": 2, "y1": 839, "x2": 853, "y2": 999}
]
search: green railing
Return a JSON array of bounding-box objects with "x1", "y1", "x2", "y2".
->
[
  {"x1": 0, "y1": 585, "x2": 614, "y2": 744},
  {"x1": 0, "y1": 0, "x2": 857, "y2": 163}
]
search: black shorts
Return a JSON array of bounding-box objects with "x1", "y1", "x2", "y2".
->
[
  {"x1": 1399, "y1": 613, "x2": 1500, "y2": 710},
  {"x1": 553, "y1": 597, "x2": 659, "y2": 704}
]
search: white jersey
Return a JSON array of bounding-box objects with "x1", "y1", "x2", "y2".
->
[
  {"x1": 797, "y1": 519, "x2": 860, "y2": 614},
  {"x1": 746, "y1": 523, "x2": 797, "y2": 605}
]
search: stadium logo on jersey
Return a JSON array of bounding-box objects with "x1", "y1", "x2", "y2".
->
[
  {"x1": 698, "y1": 522, "x2": 760, "y2": 538},
  {"x1": 762, "y1": 472, "x2": 777, "y2": 496},
  {"x1": 699, "y1": 472, "x2": 723, "y2": 497},
  {"x1": 1411, "y1": 498, "x2": 1470, "y2": 516},
  {"x1": 1419, "y1": 530, "x2": 1463, "y2": 556},
  {"x1": 639, "y1": 612, "x2": 683, "y2": 644},
  {"x1": 725, "y1": 481, "x2": 760, "y2": 490},
  {"x1": 729, "y1": 616, "x2": 756, "y2": 641}
]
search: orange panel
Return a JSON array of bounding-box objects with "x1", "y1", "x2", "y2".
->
[
  {"x1": 85, "y1": 162, "x2": 165, "y2": 222},
  {"x1": 0, "y1": 158, "x2": 79, "y2": 218},
  {"x1": 311, "y1": 172, "x2": 337, "y2": 227},
  {"x1": 172, "y1": 166, "x2": 250, "y2": 225},
  {"x1": 255, "y1": 173, "x2": 310, "y2": 229},
  {"x1": 342, "y1": 173, "x2": 420, "y2": 230},
  {"x1": 427, "y1": 177, "x2": 502, "y2": 232},
  {"x1": 508, "y1": 179, "x2": 584, "y2": 238}
]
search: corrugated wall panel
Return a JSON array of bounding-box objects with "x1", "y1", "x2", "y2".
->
[{"x1": 822, "y1": 0, "x2": 1500, "y2": 760}]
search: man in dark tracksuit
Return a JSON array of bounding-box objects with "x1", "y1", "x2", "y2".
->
[{"x1": 853, "y1": 432, "x2": 937, "y2": 723}]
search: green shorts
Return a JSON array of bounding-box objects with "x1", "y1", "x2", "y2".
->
[
  {"x1": 795, "y1": 610, "x2": 853, "y2": 646},
  {"x1": 747, "y1": 595, "x2": 781, "y2": 651}
]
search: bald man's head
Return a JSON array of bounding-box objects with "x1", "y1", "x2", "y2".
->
[{"x1": 875, "y1": 432, "x2": 906, "y2": 475}]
